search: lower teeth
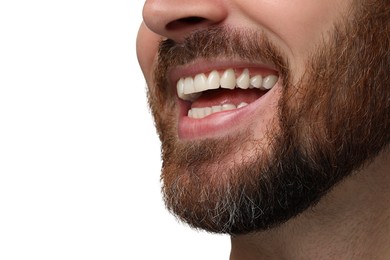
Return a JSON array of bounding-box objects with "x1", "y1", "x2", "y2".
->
[{"x1": 188, "y1": 102, "x2": 248, "y2": 119}]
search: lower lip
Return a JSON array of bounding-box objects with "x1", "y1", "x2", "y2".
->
[{"x1": 177, "y1": 86, "x2": 279, "y2": 140}]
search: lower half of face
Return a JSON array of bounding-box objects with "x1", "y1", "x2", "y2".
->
[{"x1": 147, "y1": 1, "x2": 390, "y2": 234}]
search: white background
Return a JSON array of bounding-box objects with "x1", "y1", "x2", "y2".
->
[{"x1": 0, "y1": 0, "x2": 229, "y2": 259}]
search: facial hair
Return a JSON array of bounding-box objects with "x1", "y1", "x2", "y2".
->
[{"x1": 147, "y1": 1, "x2": 390, "y2": 235}]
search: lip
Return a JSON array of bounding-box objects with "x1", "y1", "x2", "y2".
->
[{"x1": 168, "y1": 59, "x2": 280, "y2": 140}]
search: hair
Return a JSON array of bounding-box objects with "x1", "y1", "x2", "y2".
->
[{"x1": 148, "y1": 0, "x2": 390, "y2": 234}]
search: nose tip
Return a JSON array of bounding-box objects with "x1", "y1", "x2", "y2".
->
[{"x1": 142, "y1": 0, "x2": 228, "y2": 42}]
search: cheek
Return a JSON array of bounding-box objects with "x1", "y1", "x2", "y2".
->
[
  {"x1": 136, "y1": 23, "x2": 161, "y2": 83},
  {"x1": 234, "y1": 0, "x2": 351, "y2": 58}
]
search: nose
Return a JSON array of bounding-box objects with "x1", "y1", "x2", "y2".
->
[{"x1": 142, "y1": 0, "x2": 228, "y2": 42}]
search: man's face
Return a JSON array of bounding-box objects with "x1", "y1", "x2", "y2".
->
[{"x1": 137, "y1": 0, "x2": 390, "y2": 234}]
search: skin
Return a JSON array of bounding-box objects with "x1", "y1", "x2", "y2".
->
[
  {"x1": 229, "y1": 152, "x2": 390, "y2": 259},
  {"x1": 138, "y1": 0, "x2": 350, "y2": 87},
  {"x1": 137, "y1": 0, "x2": 390, "y2": 259}
]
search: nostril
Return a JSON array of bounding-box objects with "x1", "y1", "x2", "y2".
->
[
  {"x1": 178, "y1": 16, "x2": 205, "y2": 24},
  {"x1": 166, "y1": 16, "x2": 207, "y2": 30}
]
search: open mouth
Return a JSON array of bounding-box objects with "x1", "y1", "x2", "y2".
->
[
  {"x1": 177, "y1": 68, "x2": 279, "y2": 118},
  {"x1": 171, "y1": 64, "x2": 280, "y2": 139}
]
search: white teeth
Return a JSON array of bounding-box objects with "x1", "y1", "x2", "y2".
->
[
  {"x1": 177, "y1": 78, "x2": 186, "y2": 100},
  {"x1": 236, "y1": 69, "x2": 250, "y2": 89},
  {"x1": 188, "y1": 101, "x2": 251, "y2": 119},
  {"x1": 207, "y1": 70, "x2": 220, "y2": 90},
  {"x1": 190, "y1": 107, "x2": 212, "y2": 119},
  {"x1": 237, "y1": 102, "x2": 248, "y2": 108},
  {"x1": 262, "y1": 75, "x2": 278, "y2": 90},
  {"x1": 188, "y1": 103, "x2": 238, "y2": 119},
  {"x1": 211, "y1": 105, "x2": 222, "y2": 113},
  {"x1": 178, "y1": 77, "x2": 200, "y2": 101},
  {"x1": 176, "y1": 68, "x2": 279, "y2": 101},
  {"x1": 250, "y1": 75, "x2": 262, "y2": 89},
  {"x1": 194, "y1": 73, "x2": 208, "y2": 92},
  {"x1": 220, "y1": 69, "x2": 236, "y2": 89},
  {"x1": 183, "y1": 77, "x2": 195, "y2": 94},
  {"x1": 222, "y1": 103, "x2": 236, "y2": 111}
]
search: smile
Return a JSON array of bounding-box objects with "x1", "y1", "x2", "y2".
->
[
  {"x1": 171, "y1": 63, "x2": 280, "y2": 139},
  {"x1": 177, "y1": 67, "x2": 279, "y2": 119}
]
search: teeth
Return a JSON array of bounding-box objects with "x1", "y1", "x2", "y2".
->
[
  {"x1": 236, "y1": 69, "x2": 250, "y2": 89},
  {"x1": 207, "y1": 70, "x2": 220, "y2": 90},
  {"x1": 180, "y1": 68, "x2": 279, "y2": 119},
  {"x1": 177, "y1": 78, "x2": 201, "y2": 101},
  {"x1": 177, "y1": 78, "x2": 186, "y2": 100},
  {"x1": 222, "y1": 103, "x2": 236, "y2": 111},
  {"x1": 237, "y1": 102, "x2": 248, "y2": 108},
  {"x1": 194, "y1": 73, "x2": 208, "y2": 92},
  {"x1": 250, "y1": 75, "x2": 262, "y2": 89},
  {"x1": 177, "y1": 68, "x2": 278, "y2": 101},
  {"x1": 188, "y1": 102, "x2": 249, "y2": 119},
  {"x1": 183, "y1": 77, "x2": 195, "y2": 94},
  {"x1": 211, "y1": 105, "x2": 222, "y2": 113},
  {"x1": 220, "y1": 69, "x2": 236, "y2": 89},
  {"x1": 262, "y1": 75, "x2": 278, "y2": 90},
  {"x1": 189, "y1": 107, "x2": 213, "y2": 119}
]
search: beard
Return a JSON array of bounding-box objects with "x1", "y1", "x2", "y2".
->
[{"x1": 147, "y1": 1, "x2": 390, "y2": 234}]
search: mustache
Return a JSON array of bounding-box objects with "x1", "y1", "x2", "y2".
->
[{"x1": 154, "y1": 27, "x2": 290, "y2": 85}]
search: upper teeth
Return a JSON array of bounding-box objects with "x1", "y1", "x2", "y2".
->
[{"x1": 177, "y1": 68, "x2": 279, "y2": 101}]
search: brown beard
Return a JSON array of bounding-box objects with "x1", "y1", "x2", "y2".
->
[{"x1": 147, "y1": 1, "x2": 390, "y2": 234}]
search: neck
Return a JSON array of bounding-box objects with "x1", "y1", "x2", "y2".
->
[{"x1": 230, "y1": 150, "x2": 390, "y2": 260}]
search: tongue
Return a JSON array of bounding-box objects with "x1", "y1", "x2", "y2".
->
[{"x1": 191, "y1": 89, "x2": 265, "y2": 108}]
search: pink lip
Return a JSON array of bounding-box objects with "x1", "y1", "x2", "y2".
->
[
  {"x1": 178, "y1": 85, "x2": 280, "y2": 140},
  {"x1": 168, "y1": 59, "x2": 280, "y2": 140}
]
